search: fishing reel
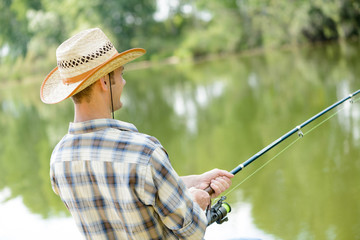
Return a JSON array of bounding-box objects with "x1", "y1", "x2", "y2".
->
[{"x1": 206, "y1": 196, "x2": 231, "y2": 225}]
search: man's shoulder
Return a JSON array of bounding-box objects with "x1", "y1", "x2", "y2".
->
[
  {"x1": 105, "y1": 119, "x2": 163, "y2": 149},
  {"x1": 123, "y1": 130, "x2": 163, "y2": 151},
  {"x1": 132, "y1": 131, "x2": 161, "y2": 145},
  {"x1": 120, "y1": 131, "x2": 170, "y2": 164}
]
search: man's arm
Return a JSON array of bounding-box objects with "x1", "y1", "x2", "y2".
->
[{"x1": 144, "y1": 147, "x2": 208, "y2": 239}]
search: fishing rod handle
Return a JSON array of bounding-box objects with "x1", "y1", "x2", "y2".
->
[{"x1": 204, "y1": 186, "x2": 215, "y2": 195}]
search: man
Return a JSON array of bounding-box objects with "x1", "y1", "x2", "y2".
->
[{"x1": 41, "y1": 28, "x2": 233, "y2": 239}]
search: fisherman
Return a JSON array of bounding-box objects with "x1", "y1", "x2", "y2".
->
[{"x1": 40, "y1": 28, "x2": 233, "y2": 239}]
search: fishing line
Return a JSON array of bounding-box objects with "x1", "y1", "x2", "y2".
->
[
  {"x1": 223, "y1": 96, "x2": 360, "y2": 198},
  {"x1": 207, "y1": 92, "x2": 360, "y2": 225}
]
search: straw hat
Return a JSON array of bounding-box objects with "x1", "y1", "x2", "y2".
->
[{"x1": 40, "y1": 28, "x2": 146, "y2": 104}]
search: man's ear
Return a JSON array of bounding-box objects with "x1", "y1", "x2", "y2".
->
[{"x1": 99, "y1": 75, "x2": 109, "y2": 91}]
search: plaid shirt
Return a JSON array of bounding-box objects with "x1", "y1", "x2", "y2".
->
[{"x1": 50, "y1": 119, "x2": 207, "y2": 240}]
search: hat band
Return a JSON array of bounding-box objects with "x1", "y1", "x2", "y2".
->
[
  {"x1": 62, "y1": 53, "x2": 118, "y2": 85},
  {"x1": 62, "y1": 67, "x2": 96, "y2": 85}
]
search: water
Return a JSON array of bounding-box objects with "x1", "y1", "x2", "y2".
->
[{"x1": 1, "y1": 41, "x2": 360, "y2": 240}]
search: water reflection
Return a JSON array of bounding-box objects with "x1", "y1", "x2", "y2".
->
[
  {"x1": 205, "y1": 201, "x2": 276, "y2": 240},
  {"x1": 173, "y1": 80, "x2": 226, "y2": 133},
  {"x1": 1, "y1": 41, "x2": 360, "y2": 239},
  {"x1": 336, "y1": 81, "x2": 360, "y2": 143},
  {"x1": 0, "y1": 188, "x2": 81, "y2": 240}
]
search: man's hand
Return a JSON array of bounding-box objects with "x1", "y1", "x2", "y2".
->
[
  {"x1": 196, "y1": 169, "x2": 233, "y2": 198},
  {"x1": 188, "y1": 187, "x2": 210, "y2": 210},
  {"x1": 181, "y1": 169, "x2": 233, "y2": 199}
]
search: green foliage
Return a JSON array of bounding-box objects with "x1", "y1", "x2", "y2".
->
[
  {"x1": 2, "y1": 0, "x2": 360, "y2": 67},
  {"x1": 0, "y1": 0, "x2": 40, "y2": 57},
  {"x1": 177, "y1": 0, "x2": 360, "y2": 58}
]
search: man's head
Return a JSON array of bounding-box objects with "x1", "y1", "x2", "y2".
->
[
  {"x1": 40, "y1": 28, "x2": 145, "y2": 104},
  {"x1": 70, "y1": 65, "x2": 126, "y2": 120}
]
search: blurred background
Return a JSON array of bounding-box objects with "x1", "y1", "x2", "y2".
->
[{"x1": 1, "y1": 0, "x2": 360, "y2": 239}]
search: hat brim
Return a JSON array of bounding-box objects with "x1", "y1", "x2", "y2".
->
[{"x1": 40, "y1": 48, "x2": 146, "y2": 104}]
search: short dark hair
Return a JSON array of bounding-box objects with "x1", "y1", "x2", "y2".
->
[
  {"x1": 71, "y1": 81, "x2": 96, "y2": 104},
  {"x1": 71, "y1": 71, "x2": 115, "y2": 104}
]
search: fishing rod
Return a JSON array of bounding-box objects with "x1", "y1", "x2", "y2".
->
[{"x1": 206, "y1": 88, "x2": 360, "y2": 225}]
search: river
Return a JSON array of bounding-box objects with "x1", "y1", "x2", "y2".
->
[{"x1": 0, "y1": 41, "x2": 359, "y2": 240}]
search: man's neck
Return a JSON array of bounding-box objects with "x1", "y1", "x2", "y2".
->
[
  {"x1": 73, "y1": 79, "x2": 115, "y2": 122},
  {"x1": 73, "y1": 102, "x2": 112, "y2": 122}
]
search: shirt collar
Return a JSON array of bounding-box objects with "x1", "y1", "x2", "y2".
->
[{"x1": 68, "y1": 118, "x2": 138, "y2": 134}]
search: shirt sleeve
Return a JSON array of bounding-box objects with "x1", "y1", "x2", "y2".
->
[
  {"x1": 143, "y1": 146, "x2": 208, "y2": 239},
  {"x1": 50, "y1": 164, "x2": 60, "y2": 196}
]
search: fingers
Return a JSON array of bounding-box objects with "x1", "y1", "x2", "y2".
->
[
  {"x1": 214, "y1": 169, "x2": 234, "y2": 179},
  {"x1": 209, "y1": 176, "x2": 232, "y2": 198},
  {"x1": 189, "y1": 187, "x2": 211, "y2": 210},
  {"x1": 206, "y1": 168, "x2": 234, "y2": 180},
  {"x1": 197, "y1": 168, "x2": 234, "y2": 198}
]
